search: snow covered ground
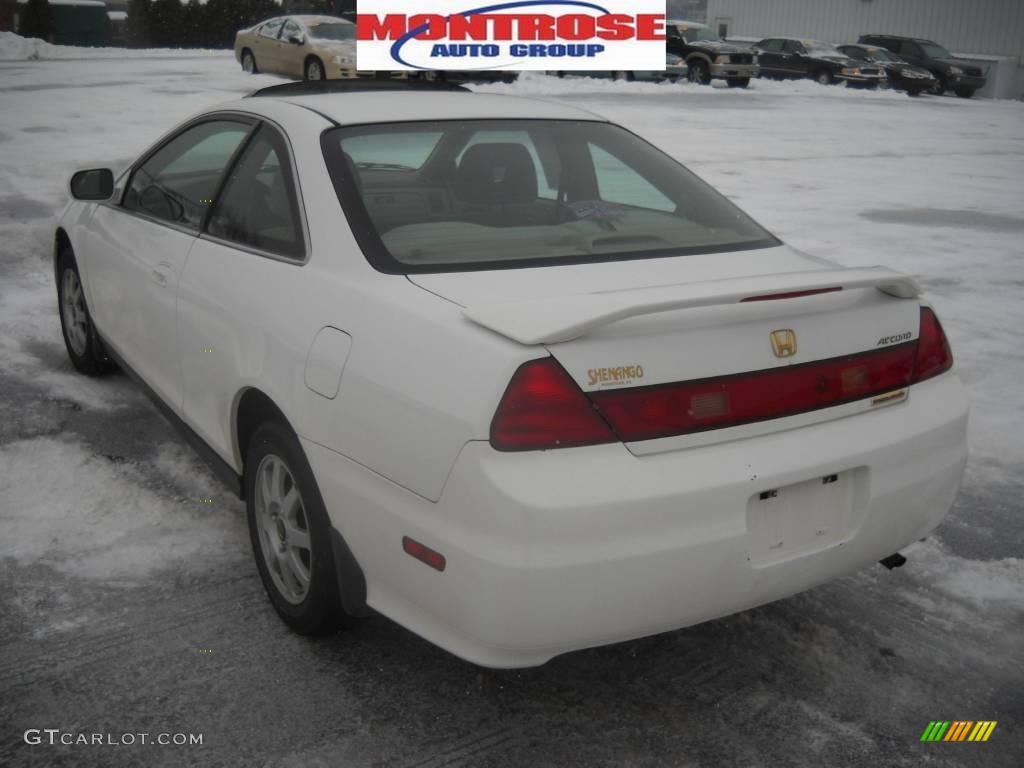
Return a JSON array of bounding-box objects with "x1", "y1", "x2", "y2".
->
[{"x1": 1, "y1": 39, "x2": 1022, "y2": 767}]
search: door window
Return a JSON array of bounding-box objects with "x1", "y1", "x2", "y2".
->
[
  {"x1": 206, "y1": 125, "x2": 305, "y2": 261},
  {"x1": 783, "y1": 40, "x2": 805, "y2": 54},
  {"x1": 898, "y1": 40, "x2": 923, "y2": 58},
  {"x1": 123, "y1": 120, "x2": 250, "y2": 230},
  {"x1": 757, "y1": 39, "x2": 784, "y2": 52},
  {"x1": 259, "y1": 19, "x2": 285, "y2": 39},
  {"x1": 281, "y1": 19, "x2": 302, "y2": 42}
]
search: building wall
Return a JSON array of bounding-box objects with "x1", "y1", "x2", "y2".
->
[{"x1": 706, "y1": 0, "x2": 1024, "y2": 57}]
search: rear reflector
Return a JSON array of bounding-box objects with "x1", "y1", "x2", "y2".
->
[
  {"x1": 590, "y1": 343, "x2": 917, "y2": 441},
  {"x1": 402, "y1": 536, "x2": 446, "y2": 572},
  {"x1": 911, "y1": 307, "x2": 953, "y2": 384},
  {"x1": 490, "y1": 358, "x2": 615, "y2": 451}
]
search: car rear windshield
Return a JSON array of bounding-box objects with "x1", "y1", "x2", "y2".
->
[{"x1": 322, "y1": 120, "x2": 778, "y2": 274}]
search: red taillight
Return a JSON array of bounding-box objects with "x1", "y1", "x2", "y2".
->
[
  {"x1": 590, "y1": 344, "x2": 917, "y2": 441},
  {"x1": 911, "y1": 307, "x2": 953, "y2": 383},
  {"x1": 490, "y1": 358, "x2": 616, "y2": 451}
]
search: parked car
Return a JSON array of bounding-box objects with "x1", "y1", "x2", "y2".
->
[
  {"x1": 753, "y1": 38, "x2": 887, "y2": 87},
  {"x1": 666, "y1": 20, "x2": 759, "y2": 87},
  {"x1": 235, "y1": 15, "x2": 399, "y2": 81},
  {"x1": 858, "y1": 35, "x2": 986, "y2": 98},
  {"x1": 837, "y1": 44, "x2": 937, "y2": 96},
  {"x1": 55, "y1": 81, "x2": 967, "y2": 668},
  {"x1": 553, "y1": 53, "x2": 688, "y2": 83}
]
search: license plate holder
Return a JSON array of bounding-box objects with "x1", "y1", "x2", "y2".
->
[{"x1": 746, "y1": 470, "x2": 859, "y2": 566}]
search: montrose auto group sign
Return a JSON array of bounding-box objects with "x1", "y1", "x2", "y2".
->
[{"x1": 356, "y1": 1, "x2": 667, "y2": 72}]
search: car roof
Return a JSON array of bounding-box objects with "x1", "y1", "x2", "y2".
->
[
  {"x1": 293, "y1": 15, "x2": 351, "y2": 25},
  {"x1": 862, "y1": 34, "x2": 935, "y2": 43},
  {"x1": 222, "y1": 91, "x2": 609, "y2": 127},
  {"x1": 667, "y1": 20, "x2": 708, "y2": 28}
]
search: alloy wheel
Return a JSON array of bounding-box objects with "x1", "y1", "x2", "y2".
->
[
  {"x1": 254, "y1": 453, "x2": 313, "y2": 605},
  {"x1": 61, "y1": 268, "x2": 89, "y2": 357}
]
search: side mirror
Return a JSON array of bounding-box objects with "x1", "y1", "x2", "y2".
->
[
  {"x1": 70, "y1": 168, "x2": 114, "y2": 201},
  {"x1": 288, "y1": 34, "x2": 304, "y2": 45}
]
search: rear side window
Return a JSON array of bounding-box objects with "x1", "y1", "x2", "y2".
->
[
  {"x1": 206, "y1": 125, "x2": 305, "y2": 261},
  {"x1": 323, "y1": 119, "x2": 778, "y2": 273},
  {"x1": 757, "y1": 39, "x2": 783, "y2": 52},
  {"x1": 123, "y1": 120, "x2": 250, "y2": 230},
  {"x1": 783, "y1": 40, "x2": 805, "y2": 54}
]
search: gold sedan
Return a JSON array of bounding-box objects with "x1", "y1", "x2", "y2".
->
[{"x1": 235, "y1": 15, "x2": 377, "y2": 81}]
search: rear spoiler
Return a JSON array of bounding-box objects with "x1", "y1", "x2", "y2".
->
[{"x1": 463, "y1": 267, "x2": 920, "y2": 345}]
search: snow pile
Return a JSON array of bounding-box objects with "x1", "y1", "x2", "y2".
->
[
  {"x1": 473, "y1": 70, "x2": 911, "y2": 101},
  {"x1": 0, "y1": 30, "x2": 233, "y2": 61},
  {"x1": 0, "y1": 437, "x2": 245, "y2": 581}
]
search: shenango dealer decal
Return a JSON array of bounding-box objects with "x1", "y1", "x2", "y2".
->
[{"x1": 356, "y1": 1, "x2": 666, "y2": 72}]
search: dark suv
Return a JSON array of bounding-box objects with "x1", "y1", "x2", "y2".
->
[{"x1": 858, "y1": 35, "x2": 986, "y2": 98}]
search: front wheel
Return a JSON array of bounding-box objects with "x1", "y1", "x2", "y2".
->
[
  {"x1": 931, "y1": 76, "x2": 947, "y2": 95},
  {"x1": 814, "y1": 69, "x2": 834, "y2": 85},
  {"x1": 687, "y1": 59, "x2": 711, "y2": 85},
  {"x1": 304, "y1": 57, "x2": 325, "y2": 81},
  {"x1": 245, "y1": 421, "x2": 358, "y2": 635},
  {"x1": 57, "y1": 248, "x2": 112, "y2": 376},
  {"x1": 955, "y1": 88, "x2": 976, "y2": 99},
  {"x1": 726, "y1": 77, "x2": 750, "y2": 88}
]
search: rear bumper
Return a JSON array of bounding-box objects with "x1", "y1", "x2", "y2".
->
[{"x1": 305, "y1": 373, "x2": 967, "y2": 668}]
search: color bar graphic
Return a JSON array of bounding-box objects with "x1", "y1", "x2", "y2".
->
[{"x1": 921, "y1": 721, "x2": 997, "y2": 742}]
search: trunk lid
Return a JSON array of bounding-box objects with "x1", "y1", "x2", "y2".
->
[{"x1": 410, "y1": 246, "x2": 922, "y2": 450}]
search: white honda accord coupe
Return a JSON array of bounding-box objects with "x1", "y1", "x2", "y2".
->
[{"x1": 55, "y1": 81, "x2": 968, "y2": 668}]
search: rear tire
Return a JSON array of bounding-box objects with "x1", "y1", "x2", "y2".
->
[
  {"x1": 955, "y1": 88, "x2": 976, "y2": 99},
  {"x1": 814, "y1": 69, "x2": 834, "y2": 85},
  {"x1": 245, "y1": 421, "x2": 358, "y2": 635},
  {"x1": 56, "y1": 248, "x2": 112, "y2": 376},
  {"x1": 241, "y1": 49, "x2": 257, "y2": 74},
  {"x1": 726, "y1": 77, "x2": 750, "y2": 88}
]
